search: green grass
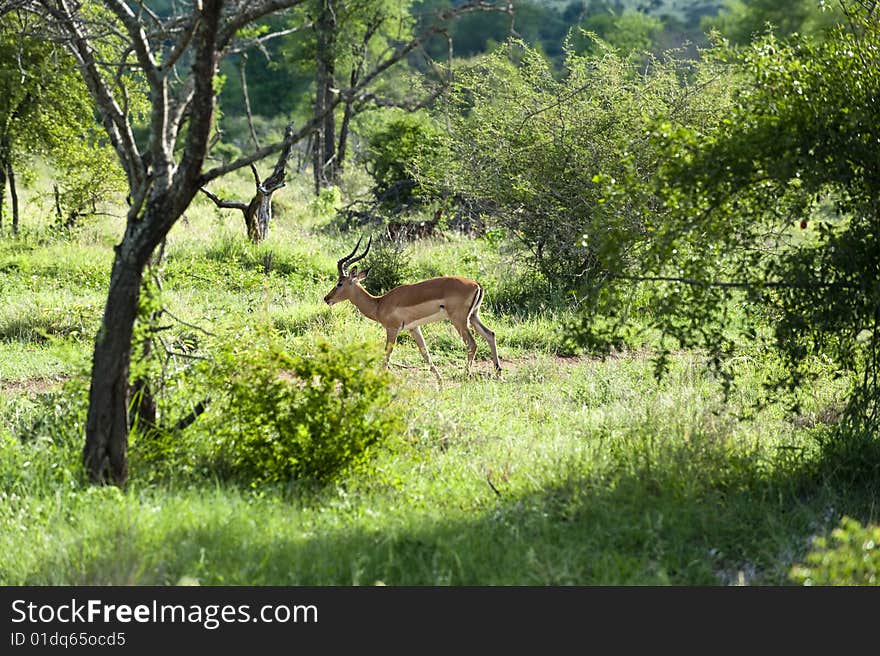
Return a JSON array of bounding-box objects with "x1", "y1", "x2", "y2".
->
[
  {"x1": 1, "y1": 170, "x2": 877, "y2": 586},
  {"x1": 0, "y1": 353, "x2": 861, "y2": 585}
]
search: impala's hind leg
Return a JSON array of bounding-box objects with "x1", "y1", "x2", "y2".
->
[
  {"x1": 471, "y1": 312, "x2": 501, "y2": 374},
  {"x1": 411, "y1": 327, "x2": 442, "y2": 382},
  {"x1": 456, "y1": 324, "x2": 479, "y2": 375}
]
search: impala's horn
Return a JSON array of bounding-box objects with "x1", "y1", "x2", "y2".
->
[
  {"x1": 337, "y1": 235, "x2": 364, "y2": 276},
  {"x1": 343, "y1": 235, "x2": 372, "y2": 273}
]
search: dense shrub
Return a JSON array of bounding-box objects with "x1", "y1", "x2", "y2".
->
[
  {"x1": 433, "y1": 40, "x2": 732, "y2": 292},
  {"x1": 359, "y1": 237, "x2": 413, "y2": 296},
  {"x1": 180, "y1": 330, "x2": 403, "y2": 486}
]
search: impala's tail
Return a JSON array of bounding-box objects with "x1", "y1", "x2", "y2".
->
[{"x1": 466, "y1": 284, "x2": 484, "y2": 327}]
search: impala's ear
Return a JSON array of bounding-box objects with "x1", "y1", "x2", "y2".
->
[{"x1": 357, "y1": 267, "x2": 370, "y2": 281}]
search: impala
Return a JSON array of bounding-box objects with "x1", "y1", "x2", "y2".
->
[{"x1": 324, "y1": 236, "x2": 501, "y2": 380}]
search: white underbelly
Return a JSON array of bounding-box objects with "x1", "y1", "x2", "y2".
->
[{"x1": 402, "y1": 309, "x2": 448, "y2": 330}]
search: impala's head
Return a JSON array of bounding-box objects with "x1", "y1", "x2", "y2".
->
[{"x1": 324, "y1": 236, "x2": 372, "y2": 305}]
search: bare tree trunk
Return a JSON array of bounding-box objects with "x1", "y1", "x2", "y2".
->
[
  {"x1": 337, "y1": 97, "x2": 353, "y2": 179},
  {"x1": 0, "y1": 133, "x2": 7, "y2": 232},
  {"x1": 201, "y1": 124, "x2": 296, "y2": 243},
  {"x1": 246, "y1": 192, "x2": 272, "y2": 241},
  {"x1": 313, "y1": 0, "x2": 338, "y2": 194},
  {"x1": 0, "y1": 133, "x2": 15, "y2": 233}
]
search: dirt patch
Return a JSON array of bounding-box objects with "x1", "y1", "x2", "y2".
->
[{"x1": 0, "y1": 376, "x2": 69, "y2": 397}]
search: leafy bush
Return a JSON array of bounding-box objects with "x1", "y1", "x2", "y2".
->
[
  {"x1": 181, "y1": 329, "x2": 403, "y2": 486},
  {"x1": 361, "y1": 110, "x2": 444, "y2": 209},
  {"x1": 435, "y1": 40, "x2": 732, "y2": 292},
  {"x1": 359, "y1": 237, "x2": 412, "y2": 296},
  {"x1": 790, "y1": 517, "x2": 880, "y2": 585},
  {"x1": 598, "y1": 9, "x2": 880, "y2": 431}
]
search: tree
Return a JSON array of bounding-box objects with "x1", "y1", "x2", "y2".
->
[
  {"x1": 25, "y1": 0, "x2": 314, "y2": 484},
  {"x1": 202, "y1": 1, "x2": 511, "y2": 244},
  {"x1": 200, "y1": 123, "x2": 297, "y2": 242},
  {"x1": 569, "y1": 6, "x2": 664, "y2": 56},
  {"x1": 588, "y1": 2, "x2": 880, "y2": 433},
  {"x1": 702, "y1": 0, "x2": 845, "y2": 44},
  {"x1": 0, "y1": 9, "x2": 123, "y2": 233},
  {"x1": 299, "y1": 0, "x2": 512, "y2": 194}
]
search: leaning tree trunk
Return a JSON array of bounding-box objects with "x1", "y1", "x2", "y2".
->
[
  {"x1": 7, "y1": 163, "x2": 18, "y2": 234},
  {"x1": 83, "y1": 195, "x2": 187, "y2": 483},
  {"x1": 83, "y1": 241, "x2": 148, "y2": 484},
  {"x1": 39, "y1": 0, "x2": 224, "y2": 486}
]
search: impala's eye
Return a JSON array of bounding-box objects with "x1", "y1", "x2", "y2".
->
[{"x1": 337, "y1": 282, "x2": 342, "y2": 287}]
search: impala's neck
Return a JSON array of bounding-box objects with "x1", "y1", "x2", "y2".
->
[{"x1": 348, "y1": 283, "x2": 381, "y2": 322}]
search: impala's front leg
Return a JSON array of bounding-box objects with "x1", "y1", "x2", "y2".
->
[
  {"x1": 411, "y1": 327, "x2": 442, "y2": 382},
  {"x1": 383, "y1": 326, "x2": 400, "y2": 369}
]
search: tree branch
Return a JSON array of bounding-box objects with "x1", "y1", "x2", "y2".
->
[
  {"x1": 608, "y1": 272, "x2": 854, "y2": 290},
  {"x1": 172, "y1": 397, "x2": 211, "y2": 431},
  {"x1": 227, "y1": 23, "x2": 312, "y2": 56},
  {"x1": 170, "y1": 0, "x2": 223, "y2": 224},
  {"x1": 199, "y1": 187, "x2": 249, "y2": 212},
  {"x1": 38, "y1": 0, "x2": 144, "y2": 191},
  {"x1": 239, "y1": 53, "x2": 261, "y2": 150},
  {"x1": 218, "y1": 0, "x2": 309, "y2": 53}
]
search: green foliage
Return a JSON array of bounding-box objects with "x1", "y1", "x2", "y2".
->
[
  {"x1": 0, "y1": 10, "x2": 127, "y2": 228},
  {"x1": 420, "y1": 1, "x2": 689, "y2": 64},
  {"x1": 177, "y1": 329, "x2": 404, "y2": 486},
  {"x1": 1, "y1": 198, "x2": 877, "y2": 586},
  {"x1": 361, "y1": 110, "x2": 444, "y2": 209},
  {"x1": 791, "y1": 517, "x2": 880, "y2": 585},
  {"x1": 570, "y1": 7, "x2": 665, "y2": 55},
  {"x1": 3, "y1": 347, "x2": 868, "y2": 586},
  {"x1": 703, "y1": 0, "x2": 844, "y2": 44},
  {"x1": 309, "y1": 185, "x2": 343, "y2": 218},
  {"x1": 273, "y1": 0, "x2": 416, "y2": 123},
  {"x1": 589, "y1": 6, "x2": 880, "y2": 430},
  {"x1": 8, "y1": 0, "x2": 880, "y2": 588},
  {"x1": 432, "y1": 39, "x2": 731, "y2": 292},
  {"x1": 0, "y1": 380, "x2": 89, "y2": 495}
]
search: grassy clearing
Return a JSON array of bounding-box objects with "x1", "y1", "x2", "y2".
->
[{"x1": 0, "y1": 171, "x2": 876, "y2": 585}]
